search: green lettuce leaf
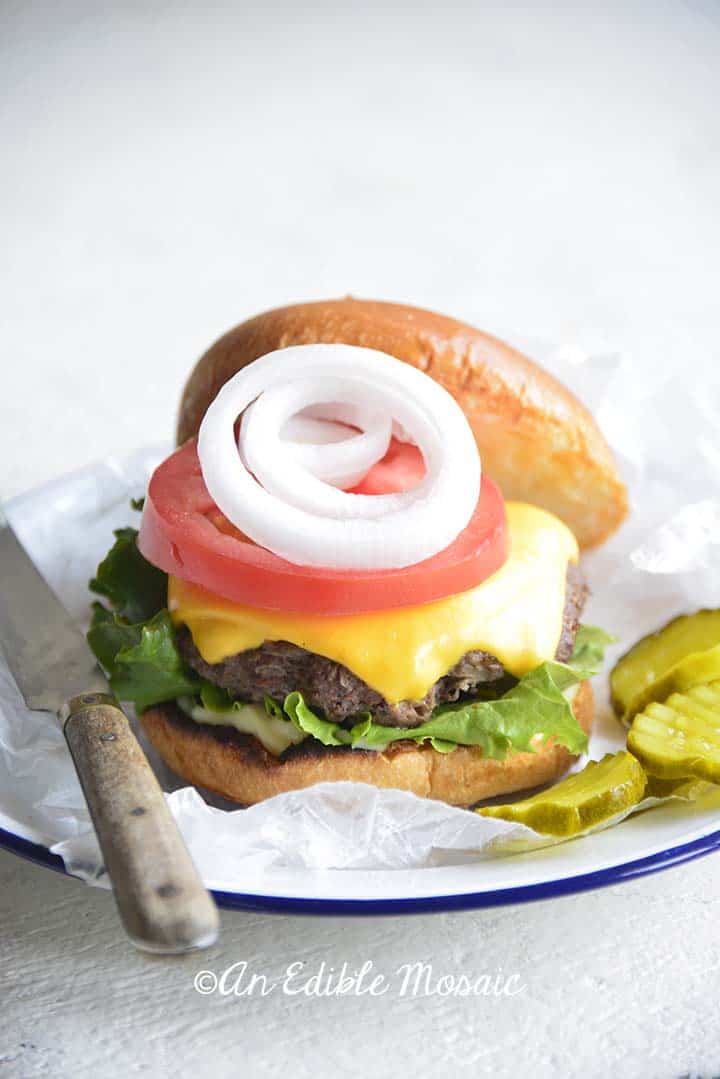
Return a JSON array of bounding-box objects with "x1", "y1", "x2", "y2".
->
[
  {"x1": 280, "y1": 660, "x2": 592, "y2": 758},
  {"x1": 87, "y1": 521, "x2": 197, "y2": 710},
  {"x1": 284, "y1": 691, "x2": 351, "y2": 746},
  {"x1": 89, "y1": 526, "x2": 166, "y2": 624},
  {"x1": 264, "y1": 695, "x2": 286, "y2": 720},
  {"x1": 86, "y1": 601, "x2": 135, "y2": 672},
  {"x1": 198, "y1": 681, "x2": 234, "y2": 711},
  {"x1": 88, "y1": 605, "x2": 200, "y2": 711},
  {"x1": 568, "y1": 624, "x2": 615, "y2": 673}
]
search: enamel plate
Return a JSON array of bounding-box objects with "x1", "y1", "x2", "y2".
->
[
  {"x1": 2, "y1": 452, "x2": 719, "y2": 914},
  {"x1": 3, "y1": 795, "x2": 720, "y2": 914}
]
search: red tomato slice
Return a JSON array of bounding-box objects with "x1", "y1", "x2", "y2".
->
[
  {"x1": 348, "y1": 438, "x2": 426, "y2": 495},
  {"x1": 138, "y1": 438, "x2": 509, "y2": 615}
]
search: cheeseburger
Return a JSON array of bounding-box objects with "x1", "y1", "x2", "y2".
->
[{"x1": 88, "y1": 299, "x2": 627, "y2": 806}]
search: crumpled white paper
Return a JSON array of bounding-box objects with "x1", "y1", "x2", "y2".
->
[{"x1": 1, "y1": 345, "x2": 719, "y2": 888}]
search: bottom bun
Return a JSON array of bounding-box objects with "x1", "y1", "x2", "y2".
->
[{"x1": 141, "y1": 681, "x2": 593, "y2": 807}]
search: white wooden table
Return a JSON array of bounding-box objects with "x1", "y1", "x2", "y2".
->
[{"x1": 2, "y1": 4, "x2": 719, "y2": 1076}]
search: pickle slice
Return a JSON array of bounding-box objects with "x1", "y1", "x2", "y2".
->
[
  {"x1": 627, "y1": 682, "x2": 720, "y2": 781},
  {"x1": 642, "y1": 774, "x2": 709, "y2": 800},
  {"x1": 621, "y1": 643, "x2": 720, "y2": 724},
  {"x1": 611, "y1": 609, "x2": 720, "y2": 718},
  {"x1": 477, "y1": 752, "x2": 647, "y2": 836}
]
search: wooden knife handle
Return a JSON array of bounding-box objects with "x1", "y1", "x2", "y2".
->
[{"x1": 61, "y1": 692, "x2": 219, "y2": 953}]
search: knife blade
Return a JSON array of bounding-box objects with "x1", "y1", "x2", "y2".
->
[
  {"x1": 0, "y1": 508, "x2": 219, "y2": 952},
  {"x1": 0, "y1": 511, "x2": 108, "y2": 711}
]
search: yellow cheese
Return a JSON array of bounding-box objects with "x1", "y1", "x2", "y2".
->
[{"x1": 168, "y1": 503, "x2": 579, "y2": 705}]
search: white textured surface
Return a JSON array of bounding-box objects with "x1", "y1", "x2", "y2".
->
[
  {"x1": 2, "y1": 2, "x2": 720, "y2": 1076},
  {"x1": 3, "y1": 849, "x2": 720, "y2": 1078}
]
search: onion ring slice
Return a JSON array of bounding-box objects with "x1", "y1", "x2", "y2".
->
[
  {"x1": 246, "y1": 390, "x2": 392, "y2": 491},
  {"x1": 198, "y1": 344, "x2": 481, "y2": 570}
]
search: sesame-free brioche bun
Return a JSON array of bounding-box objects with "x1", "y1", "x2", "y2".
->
[
  {"x1": 177, "y1": 298, "x2": 627, "y2": 548},
  {"x1": 141, "y1": 682, "x2": 593, "y2": 808}
]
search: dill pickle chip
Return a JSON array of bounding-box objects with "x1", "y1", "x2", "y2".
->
[
  {"x1": 642, "y1": 774, "x2": 709, "y2": 800},
  {"x1": 477, "y1": 752, "x2": 647, "y2": 836},
  {"x1": 627, "y1": 681, "x2": 720, "y2": 781},
  {"x1": 621, "y1": 643, "x2": 720, "y2": 724},
  {"x1": 610, "y1": 609, "x2": 720, "y2": 719}
]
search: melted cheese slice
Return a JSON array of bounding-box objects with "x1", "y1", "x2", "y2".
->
[{"x1": 168, "y1": 503, "x2": 578, "y2": 705}]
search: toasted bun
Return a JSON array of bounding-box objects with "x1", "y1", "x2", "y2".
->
[
  {"x1": 177, "y1": 298, "x2": 627, "y2": 548},
  {"x1": 142, "y1": 681, "x2": 593, "y2": 808}
]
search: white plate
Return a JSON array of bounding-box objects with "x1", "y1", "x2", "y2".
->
[
  {"x1": 3, "y1": 791, "x2": 720, "y2": 913},
  {"x1": 2, "y1": 450, "x2": 720, "y2": 914}
]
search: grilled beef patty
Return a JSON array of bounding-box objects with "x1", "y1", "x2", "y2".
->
[{"x1": 178, "y1": 565, "x2": 588, "y2": 728}]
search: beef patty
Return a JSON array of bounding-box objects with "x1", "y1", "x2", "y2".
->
[{"x1": 178, "y1": 564, "x2": 588, "y2": 728}]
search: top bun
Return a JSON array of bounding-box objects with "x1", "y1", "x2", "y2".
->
[{"x1": 177, "y1": 298, "x2": 628, "y2": 548}]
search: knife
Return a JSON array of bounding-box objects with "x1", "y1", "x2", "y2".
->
[{"x1": 0, "y1": 509, "x2": 219, "y2": 953}]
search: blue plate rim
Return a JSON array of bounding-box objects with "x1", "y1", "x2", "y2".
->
[{"x1": 2, "y1": 820, "x2": 719, "y2": 915}]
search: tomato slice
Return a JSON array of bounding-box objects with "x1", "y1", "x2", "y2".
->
[
  {"x1": 348, "y1": 438, "x2": 426, "y2": 495},
  {"x1": 138, "y1": 438, "x2": 509, "y2": 615}
]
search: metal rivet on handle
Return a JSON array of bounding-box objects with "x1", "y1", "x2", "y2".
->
[{"x1": 156, "y1": 883, "x2": 181, "y2": 899}]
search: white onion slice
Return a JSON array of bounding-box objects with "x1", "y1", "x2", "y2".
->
[
  {"x1": 271, "y1": 397, "x2": 391, "y2": 489},
  {"x1": 240, "y1": 378, "x2": 401, "y2": 515},
  {"x1": 301, "y1": 401, "x2": 366, "y2": 429},
  {"x1": 301, "y1": 403, "x2": 413, "y2": 445},
  {"x1": 198, "y1": 344, "x2": 481, "y2": 569},
  {"x1": 285, "y1": 402, "x2": 396, "y2": 488},
  {"x1": 281, "y1": 413, "x2": 372, "y2": 488},
  {"x1": 281, "y1": 414, "x2": 353, "y2": 446}
]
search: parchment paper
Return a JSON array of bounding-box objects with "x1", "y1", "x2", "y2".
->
[{"x1": 2, "y1": 345, "x2": 718, "y2": 886}]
